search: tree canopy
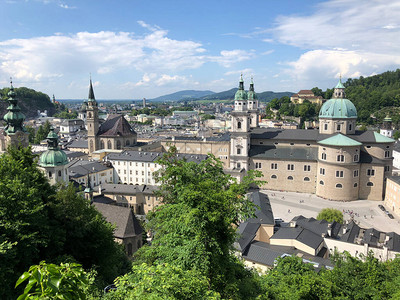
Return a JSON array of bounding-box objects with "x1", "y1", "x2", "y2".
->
[
  {"x1": 0, "y1": 147, "x2": 128, "y2": 299},
  {"x1": 317, "y1": 208, "x2": 344, "y2": 224}
]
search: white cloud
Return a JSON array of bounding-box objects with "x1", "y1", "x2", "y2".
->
[
  {"x1": 209, "y1": 49, "x2": 255, "y2": 67},
  {"x1": 272, "y1": 0, "x2": 400, "y2": 88},
  {"x1": 59, "y1": 3, "x2": 76, "y2": 9},
  {"x1": 261, "y1": 50, "x2": 274, "y2": 55},
  {"x1": 224, "y1": 68, "x2": 254, "y2": 77}
]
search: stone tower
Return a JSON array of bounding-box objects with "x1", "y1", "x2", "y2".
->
[
  {"x1": 230, "y1": 75, "x2": 250, "y2": 171},
  {"x1": 3, "y1": 80, "x2": 29, "y2": 149},
  {"x1": 380, "y1": 115, "x2": 393, "y2": 138},
  {"x1": 247, "y1": 77, "x2": 259, "y2": 128},
  {"x1": 86, "y1": 79, "x2": 99, "y2": 154}
]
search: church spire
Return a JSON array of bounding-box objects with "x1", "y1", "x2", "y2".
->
[
  {"x1": 333, "y1": 75, "x2": 346, "y2": 98},
  {"x1": 88, "y1": 78, "x2": 96, "y2": 102},
  {"x1": 238, "y1": 74, "x2": 244, "y2": 90}
]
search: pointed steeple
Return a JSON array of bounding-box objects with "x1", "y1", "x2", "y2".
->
[
  {"x1": 247, "y1": 77, "x2": 257, "y2": 100},
  {"x1": 88, "y1": 78, "x2": 96, "y2": 102},
  {"x1": 238, "y1": 74, "x2": 244, "y2": 90}
]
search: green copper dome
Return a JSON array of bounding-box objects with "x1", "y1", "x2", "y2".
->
[
  {"x1": 3, "y1": 82, "x2": 27, "y2": 135},
  {"x1": 335, "y1": 78, "x2": 345, "y2": 89},
  {"x1": 234, "y1": 75, "x2": 247, "y2": 101},
  {"x1": 319, "y1": 98, "x2": 357, "y2": 119},
  {"x1": 39, "y1": 128, "x2": 68, "y2": 167}
]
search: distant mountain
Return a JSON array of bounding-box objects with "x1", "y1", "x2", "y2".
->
[
  {"x1": 148, "y1": 90, "x2": 215, "y2": 102},
  {"x1": 197, "y1": 88, "x2": 293, "y2": 102}
]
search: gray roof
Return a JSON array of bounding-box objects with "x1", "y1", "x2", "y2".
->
[
  {"x1": 64, "y1": 151, "x2": 87, "y2": 159},
  {"x1": 165, "y1": 133, "x2": 231, "y2": 143},
  {"x1": 249, "y1": 145, "x2": 318, "y2": 161},
  {"x1": 292, "y1": 216, "x2": 341, "y2": 238},
  {"x1": 60, "y1": 119, "x2": 84, "y2": 126},
  {"x1": 242, "y1": 241, "x2": 333, "y2": 269},
  {"x1": 236, "y1": 222, "x2": 259, "y2": 252},
  {"x1": 271, "y1": 226, "x2": 324, "y2": 250},
  {"x1": 93, "y1": 202, "x2": 143, "y2": 239},
  {"x1": 101, "y1": 183, "x2": 159, "y2": 195},
  {"x1": 67, "y1": 139, "x2": 88, "y2": 149},
  {"x1": 246, "y1": 191, "x2": 274, "y2": 225},
  {"x1": 250, "y1": 128, "x2": 395, "y2": 144},
  {"x1": 338, "y1": 221, "x2": 361, "y2": 243},
  {"x1": 386, "y1": 232, "x2": 400, "y2": 252},
  {"x1": 106, "y1": 150, "x2": 208, "y2": 164},
  {"x1": 388, "y1": 176, "x2": 400, "y2": 185},
  {"x1": 69, "y1": 160, "x2": 112, "y2": 178},
  {"x1": 359, "y1": 151, "x2": 386, "y2": 165}
]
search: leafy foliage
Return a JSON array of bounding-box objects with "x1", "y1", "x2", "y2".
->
[
  {"x1": 133, "y1": 149, "x2": 264, "y2": 298},
  {"x1": 317, "y1": 208, "x2": 344, "y2": 223},
  {"x1": 15, "y1": 261, "x2": 95, "y2": 300},
  {"x1": 105, "y1": 263, "x2": 221, "y2": 299},
  {"x1": 53, "y1": 110, "x2": 78, "y2": 119},
  {"x1": 0, "y1": 147, "x2": 128, "y2": 298}
]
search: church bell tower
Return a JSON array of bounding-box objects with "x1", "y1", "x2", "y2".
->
[{"x1": 86, "y1": 78, "x2": 99, "y2": 154}]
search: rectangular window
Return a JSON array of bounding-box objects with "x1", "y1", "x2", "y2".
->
[
  {"x1": 367, "y1": 169, "x2": 375, "y2": 176},
  {"x1": 337, "y1": 124, "x2": 341, "y2": 131},
  {"x1": 385, "y1": 166, "x2": 390, "y2": 172},
  {"x1": 324, "y1": 123, "x2": 328, "y2": 130},
  {"x1": 136, "y1": 171, "x2": 138, "y2": 175},
  {"x1": 287, "y1": 164, "x2": 294, "y2": 171},
  {"x1": 385, "y1": 151, "x2": 390, "y2": 158},
  {"x1": 304, "y1": 165, "x2": 311, "y2": 172},
  {"x1": 354, "y1": 154, "x2": 359, "y2": 162},
  {"x1": 321, "y1": 153, "x2": 327, "y2": 160},
  {"x1": 142, "y1": 171, "x2": 144, "y2": 175},
  {"x1": 336, "y1": 170, "x2": 344, "y2": 178},
  {"x1": 237, "y1": 148, "x2": 241, "y2": 155},
  {"x1": 353, "y1": 170, "x2": 359, "y2": 177},
  {"x1": 255, "y1": 162, "x2": 262, "y2": 169},
  {"x1": 320, "y1": 168, "x2": 325, "y2": 175},
  {"x1": 271, "y1": 163, "x2": 278, "y2": 170}
]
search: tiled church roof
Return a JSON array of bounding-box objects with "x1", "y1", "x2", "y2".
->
[{"x1": 97, "y1": 114, "x2": 136, "y2": 137}]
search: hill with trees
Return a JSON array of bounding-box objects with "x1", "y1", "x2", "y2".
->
[
  {"x1": 198, "y1": 88, "x2": 293, "y2": 102},
  {"x1": 149, "y1": 90, "x2": 215, "y2": 102},
  {"x1": 0, "y1": 87, "x2": 56, "y2": 119}
]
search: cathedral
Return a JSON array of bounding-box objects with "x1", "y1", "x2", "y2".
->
[
  {"x1": 82, "y1": 79, "x2": 137, "y2": 155},
  {"x1": 163, "y1": 76, "x2": 395, "y2": 201}
]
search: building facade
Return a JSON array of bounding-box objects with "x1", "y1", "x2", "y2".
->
[{"x1": 164, "y1": 76, "x2": 394, "y2": 201}]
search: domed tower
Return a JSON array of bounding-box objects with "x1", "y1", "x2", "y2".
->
[
  {"x1": 39, "y1": 127, "x2": 69, "y2": 185},
  {"x1": 3, "y1": 80, "x2": 29, "y2": 149},
  {"x1": 247, "y1": 77, "x2": 259, "y2": 128},
  {"x1": 78, "y1": 101, "x2": 88, "y2": 124},
  {"x1": 86, "y1": 78, "x2": 99, "y2": 154},
  {"x1": 380, "y1": 115, "x2": 393, "y2": 138},
  {"x1": 230, "y1": 75, "x2": 250, "y2": 171},
  {"x1": 319, "y1": 77, "x2": 357, "y2": 135}
]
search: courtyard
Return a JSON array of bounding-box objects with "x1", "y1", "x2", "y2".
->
[{"x1": 263, "y1": 190, "x2": 400, "y2": 235}]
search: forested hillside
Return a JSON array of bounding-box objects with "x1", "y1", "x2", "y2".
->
[
  {"x1": 344, "y1": 69, "x2": 400, "y2": 124},
  {"x1": 0, "y1": 87, "x2": 56, "y2": 119}
]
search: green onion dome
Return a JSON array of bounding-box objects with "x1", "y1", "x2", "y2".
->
[
  {"x1": 319, "y1": 98, "x2": 357, "y2": 119},
  {"x1": 234, "y1": 75, "x2": 247, "y2": 101},
  {"x1": 39, "y1": 128, "x2": 68, "y2": 167}
]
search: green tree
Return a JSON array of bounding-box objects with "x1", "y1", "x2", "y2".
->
[
  {"x1": 393, "y1": 130, "x2": 400, "y2": 140},
  {"x1": 317, "y1": 208, "x2": 343, "y2": 223},
  {"x1": 25, "y1": 125, "x2": 36, "y2": 143},
  {"x1": 134, "y1": 149, "x2": 264, "y2": 298},
  {"x1": 33, "y1": 121, "x2": 51, "y2": 144},
  {"x1": 15, "y1": 261, "x2": 97, "y2": 300},
  {"x1": 0, "y1": 147, "x2": 129, "y2": 298},
  {"x1": 107, "y1": 263, "x2": 221, "y2": 299}
]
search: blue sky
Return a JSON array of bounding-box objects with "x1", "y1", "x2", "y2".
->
[{"x1": 1, "y1": 0, "x2": 400, "y2": 99}]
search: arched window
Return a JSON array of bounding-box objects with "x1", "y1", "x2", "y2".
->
[
  {"x1": 271, "y1": 175, "x2": 277, "y2": 179},
  {"x1": 319, "y1": 180, "x2": 324, "y2": 185},
  {"x1": 237, "y1": 122, "x2": 241, "y2": 129},
  {"x1": 304, "y1": 177, "x2": 310, "y2": 181},
  {"x1": 354, "y1": 183, "x2": 358, "y2": 187},
  {"x1": 127, "y1": 243, "x2": 133, "y2": 256},
  {"x1": 107, "y1": 140, "x2": 112, "y2": 149},
  {"x1": 336, "y1": 183, "x2": 343, "y2": 188},
  {"x1": 126, "y1": 139, "x2": 130, "y2": 146},
  {"x1": 58, "y1": 170, "x2": 61, "y2": 177},
  {"x1": 367, "y1": 182, "x2": 374, "y2": 187},
  {"x1": 49, "y1": 171, "x2": 52, "y2": 177},
  {"x1": 116, "y1": 140, "x2": 121, "y2": 149},
  {"x1": 324, "y1": 123, "x2": 328, "y2": 130},
  {"x1": 100, "y1": 140, "x2": 104, "y2": 149},
  {"x1": 349, "y1": 123, "x2": 352, "y2": 131},
  {"x1": 287, "y1": 176, "x2": 293, "y2": 180},
  {"x1": 237, "y1": 148, "x2": 241, "y2": 155},
  {"x1": 88, "y1": 112, "x2": 92, "y2": 118}
]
